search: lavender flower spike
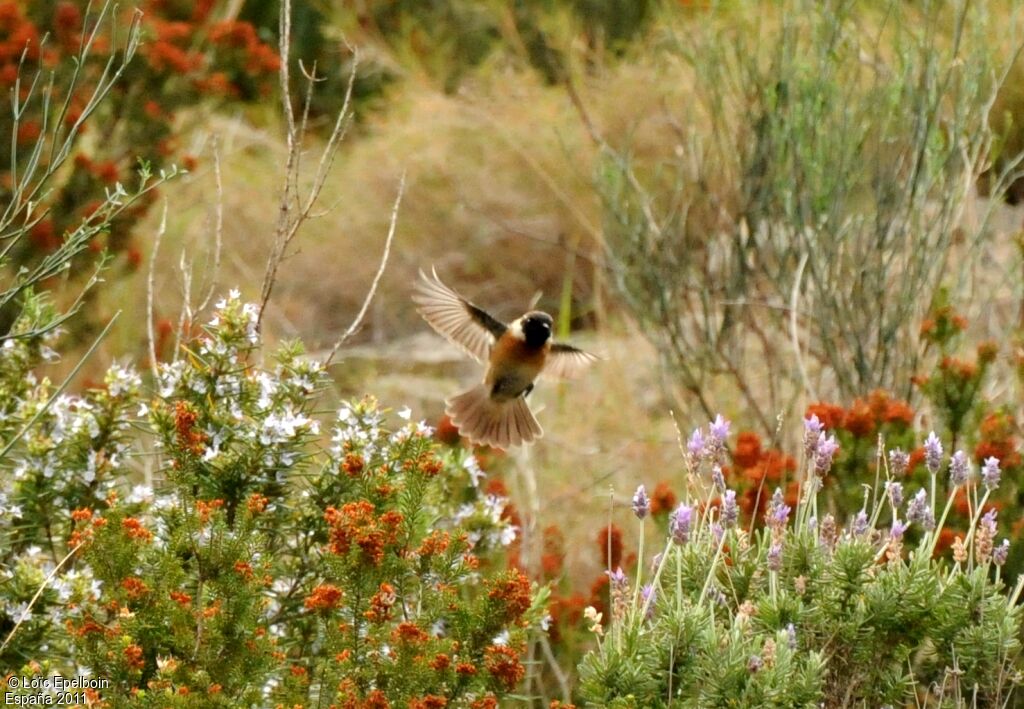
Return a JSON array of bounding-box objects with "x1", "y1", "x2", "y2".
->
[
  {"x1": 890, "y1": 519, "x2": 907, "y2": 541},
  {"x1": 632, "y1": 485, "x2": 650, "y2": 520},
  {"x1": 767, "y1": 542, "x2": 783, "y2": 572},
  {"x1": 687, "y1": 428, "x2": 705, "y2": 458},
  {"x1": 994, "y1": 539, "x2": 1010, "y2": 567},
  {"x1": 803, "y1": 414, "x2": 823, "y2": 459},
  {"x1": 884, "y1": 480, "x2": 903, "y2": 510},
  {"x1": 721, "y1": 489, "x2": 739, "y2": 529},
  {"x1": 669, "y1": 503, "x2": 693, "y2": 545},
  {"x1": 981, "y1": 456, "x2": 1001, "y2": 491},
  {"x1": 907, "y1": 489, "x2": 935, "y2": 531},
  {"x1": 814, "y1": 433, "x2": 840, "y2": 477},
  {"x1": 709, "y1": 414, "x2": 731, "y2": 443},
  {"x1": 640, "y1": 584, "x2": 657, "y2": 618},
  {"x1": 711, "y1": 464, "x2": 726, "y2": 493},
  {"x1": 924, "y1": 431, "x2": 943, "y2": 475},
  {"x1": 766, "y1": 488, "x2": 791, "y2": 531},
  {"x1": 851, "y1": 509, "x2": 869, "y2": 537},
  {"x1": 888, "y1": 448, "x2": 910, "y2": 477},
  {"x1": 949, "y1": 450, "x2": 969, "y2": 488}
]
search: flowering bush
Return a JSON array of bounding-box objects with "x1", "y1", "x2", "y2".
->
[
  {"x1": 1, "y1": 291, "x2": 539, "y2": 706},
  {"x1": 4, "y1": 0, "x2": 278, "y2": 271},
  {"x1": 577, "y1": 415, "x2": 1023, "y2": 706}
]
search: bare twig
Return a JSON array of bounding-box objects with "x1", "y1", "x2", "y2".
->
[
  {"x1": 196, "y1": 140, "x2": 224, "y2": 313},
  {"x1": 258, "y1": 0, "x2": 359, "y2": 331},
  {"x1": 323, "y1": 171, "x2": 406, "y2": 368},
  {"x1": 146, "y1": 200, "x2": 168, "y2": 379}
]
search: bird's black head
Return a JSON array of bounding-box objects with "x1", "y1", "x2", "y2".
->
[{"x1": 521, "y1": 311, "x2": 553, "y2": 348}]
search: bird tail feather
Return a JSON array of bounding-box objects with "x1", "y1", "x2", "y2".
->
[{"x1": 445, "y1": 385, "x2": 542, "y2": 449}]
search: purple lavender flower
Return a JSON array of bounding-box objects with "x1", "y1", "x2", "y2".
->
[
  {"x1": 711, "y1": 464, "x2": 726, "y2": 492},
  {"x1": 606, "y1": 567, "x2": 628, "y2": 589},
  {"x1": 803, "y1": 414, "x2": 823, "y2": 459},
  {"x1": 711, "y1": 522, "x2": 724, "y2": 543},
  {"x1": 814, "y1": 433, "x2": 840, "y2": 477},
  {"x1": 632, "y1": 485, "x2": 650, "y2": 519},
  {"x1": 888, "y1": 448, "x2": 909, "y2": 477},
  {"x1": 890, "y1": 519, "x2": 907, "y2": 541},
  {"x1": 721, "y1": 489, "x2": 739, "y2": 529},
  {"x1": 949, "y1": 450, "x2": 969, "y2": 488},
  {"x1": 706, "y1": 585, "x2": 727, "y2": 606},
  {"x1": 907, "y1": 489, "x2": 935, "y2": 531},
  {"x1": 994, "y1": 539, "x2": 1010, "y2": 567},
  {"x1": 767, "y1": 542, "x2": 783, "y2": 572},
  {"x1": 885, "y1": 480, "x2": 904, "y2": 509},
  {"x1": 640, "y1": 584, "x2": 657, "y2": 618},
  {"x1": 924, "y1": 432, "x2": 943, "y2": 475},
  {"x1": 687, "y1": 428, "x2": 706, "y2": 458},
  {"x1": 766, "y1": 488, "x2": 791, "y2": 530},
  {"x1": 785, "y1": 623, "x2": 797, "y2": 650},
  {"x1": 669, "y1": 503, "x2": 693, "y2": 545},
  {"x1": 852, "y1": 509, "x2": 869, "y2": 537},
  {"x1": 748, "y1": 655, "x2": 763, "y2": 673},
  {"x1": 709, "y1": 414, "x2": 731, "y2": 444},
  {"x1": 982, "y1": 456, "x2": 1001, "y2": 491},
  {"x1": 981, "y1": 508, "x2": 998, "y2": 536}
]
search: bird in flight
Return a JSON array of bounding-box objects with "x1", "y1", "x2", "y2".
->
[{"x1": 413, "y1": 268, "x2": 599, "y2": 449}]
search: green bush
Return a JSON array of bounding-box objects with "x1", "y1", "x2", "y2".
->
[
  {"x1": 599, "y1": 0, "x2": 1024, "y2": 433},
  {"x1": 1, "y1": 292, "x2": 538, "y2": 707},
  {"x1": 577, "y1": 415, "x2": 1023, "y2": 707}
]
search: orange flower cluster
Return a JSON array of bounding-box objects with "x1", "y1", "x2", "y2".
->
[
  {"x1": 417, "y1": 530, "x2": 452, "y2": 558},
  {"x1": 342, "y1": 452, "x2": 365, "y2": 477},
  {"x1": 920, "y1": 304, "x2": 967, "y2": 344},
  {"x1": 123, "y1": 643, "x2": 145, "y2": 670},
  {"x1": 728, "y1": 431, "x2": 797, "y2": 519},
  {"x1": 364, "y1": 582, "x2": 396, "y2": 624},
  {"x1": 246, "y1": 493, "x2": 269, "y2": 515},
  {"x1": 121, "y1": 577, "x2": 149, "y2": 600},
  {"x1": 975, "y1": 411, "x2": 1021, "y2": 469},
  {"x1": 169, "y1": 590, "x2": 192, "y2": 607},
  {"x1": 408, "y1": 696, "x2": 448, "y2": 709},
  {"x1": 805, "y1": 390, "x2": 913, "y2": 440},
  {"x1": 121, "y1": 517, "x2": 153, "y2": 543},
  {"x1": 392, "y1": 621, "x2": 429, "y2": 644},
  {"x1": 174, "y1": 401, "x2": 207, "y2": 456},
  {"x1": 196, "y1": 498, "x2": 224, "y2": 524},
  {"x1": 649, "y1": 482, "x2": 677, "y2": 517},
  {"x1": 304, "y1": 584, "x2": 344, "y2": 613},
  {"x1": 403, "y1": 450, "x2": 445, "y2": 478},
  {"x1": 485, "y1": 644, "x2": 526, "y2": 691},
  {"x1": 487, "y1": 570, "x2": 532, "y2": 622},
  {"x1": 324, "y1": 501, "x2": 403, "y2": 566}
]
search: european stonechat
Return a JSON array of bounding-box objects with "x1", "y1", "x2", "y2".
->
[{"x1": 413, "y1": 268, "x2": 598, "y2": 449}]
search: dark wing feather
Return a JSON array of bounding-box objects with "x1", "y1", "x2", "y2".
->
[
  {"x1": 412, "y1": 268, "x2": 507, "y2": 363},
  {"x1": 542, "y1": 342, "x2": 600, "y2": 379}
]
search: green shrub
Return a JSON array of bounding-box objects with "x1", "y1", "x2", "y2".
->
[
  {"x1": 1, "y1": 292, "x2": 538, "y2": 707},
  {"x1": 577, "y1": 415, "x2": 1023, "y2": 707},
  {"x1": 599, "y1": 0, "x2": 1024, "y2": 433}
]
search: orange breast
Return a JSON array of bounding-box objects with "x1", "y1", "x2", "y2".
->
[{"x1": 485, "y1": 335, "x2": 549, "y2": 400}]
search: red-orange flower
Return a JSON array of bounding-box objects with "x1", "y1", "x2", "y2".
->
[{"x1": 485, "y1": 645, "x2": 525, "y2": 691}]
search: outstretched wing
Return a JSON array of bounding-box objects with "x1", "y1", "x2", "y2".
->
[
  {"x1": 542, "y1": 342, "x2": 600, "y2": 380},
  {"x1": 413, "y1": 268, "x2": 507, "y2": 363}
]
